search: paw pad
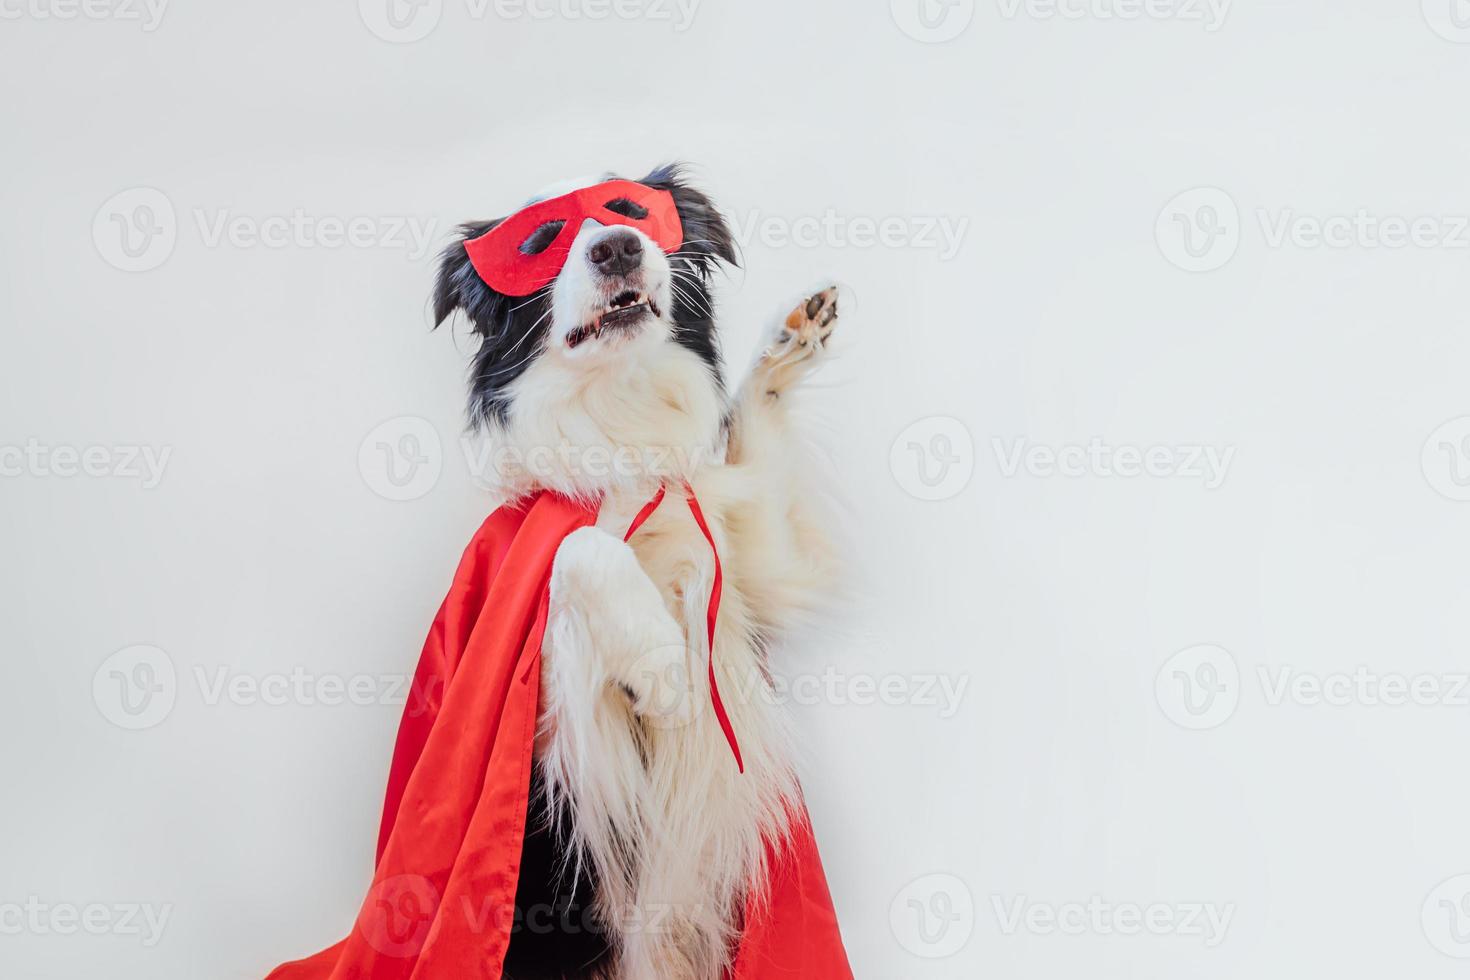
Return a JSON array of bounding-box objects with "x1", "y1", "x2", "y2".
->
[{"x1": 783, "y1": 286, "x2": 840, "y2": 346}]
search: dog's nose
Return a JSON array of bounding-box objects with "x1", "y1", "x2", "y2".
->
[{"x1": 587, "y1": 228, "x2": 644, "y2": 277}]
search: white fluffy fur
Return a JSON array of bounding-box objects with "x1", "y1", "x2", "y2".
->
[{"x1": 487, "y1": 227, "x2": 839, "y2": 979}]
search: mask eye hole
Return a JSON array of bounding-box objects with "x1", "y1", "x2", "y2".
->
[
  {"x1": 603, "y1": 198, "x2": 649, "y2": 220},
  {"x1": 519, "y1": 220, "x2": 566, "y2": 255}
]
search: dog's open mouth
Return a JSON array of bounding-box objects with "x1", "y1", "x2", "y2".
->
[{"x1": 566, "y1": 290, "x2": 660, "y2": 349}]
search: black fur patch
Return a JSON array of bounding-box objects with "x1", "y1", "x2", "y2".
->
[
  {"x1": 501, "y1": 768, "x2": 613, "y2": 980},
  {"x1": 432, "y1": 163, "x2": 739, "y2": 428}
]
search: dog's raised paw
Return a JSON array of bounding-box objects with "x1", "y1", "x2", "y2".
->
[
  {"x1": 783, "y1": 286, "x2": 839, "y2": 347},
  {"x1": 755, "y1": 287, "x2": 839, "y2": 399}
]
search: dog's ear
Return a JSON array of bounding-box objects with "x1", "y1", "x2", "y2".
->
[
  {"x1": 639, "y1": 163, "x2": 739, "y2": 270},
  {"x1": 432, "y1": 219, "x2": 502, "y2": 333}
]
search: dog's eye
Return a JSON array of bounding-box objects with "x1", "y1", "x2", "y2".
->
[
  {"x1": 603, "y1": 198, "x2": 649, "y2": 220},
  {"x1": 519, "y1": 220, "x2": 566, "y2": 255}
]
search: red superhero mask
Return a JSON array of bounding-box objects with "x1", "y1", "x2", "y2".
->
[{"x1": 464, "y1": 179, "x2": 684, "y2": 296}]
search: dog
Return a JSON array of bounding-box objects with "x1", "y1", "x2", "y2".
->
[{"x1": 432, "y1": 164, "x2": 841, "y2": 979}]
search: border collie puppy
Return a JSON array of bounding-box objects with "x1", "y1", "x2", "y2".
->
[{"x1": 432, "y1": 164, "x2": 841, "y2": 980}]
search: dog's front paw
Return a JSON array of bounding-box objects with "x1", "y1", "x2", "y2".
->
[
  {"x1": 550, "y1": 526, "x2": 637, "y2": 601},
  {"x1": 783, "y1": 285, "x2": 839, "y2": 347},
  {"x1": 756, "y1": 286, "x2": 840, "y2": 398},
  {"x1": 549, "y1": 526, "x2": 697, "y2": 727},
  {"x1": 624, "y1": 632, "x2": 700, "y2": 730}
]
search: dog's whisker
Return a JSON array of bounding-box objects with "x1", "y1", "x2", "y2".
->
[
  {"x1": 669, "y1": 282, "x2": 712, "y2": 317},
  {"x1": 508, "y1": 292, "x2": 548, "y2": 313},
  {"x1": 501, "y1": 306, "x2": 552, "y2": 358},
  {"x1": 669, "y1": 277, "x2": 712, "y2": 308},
  {"x1": 670, "y1": 265, "x2": 714, "y2": 285},
  {"x1": 669, "y1": 274, "x2": 715, "y2": 311},
  {"x1": 474, "y1": 343, "x2": 544, "y2": 382},
  {"x1": 672, "y1": 292, "x2": 711, "y2": 319}
]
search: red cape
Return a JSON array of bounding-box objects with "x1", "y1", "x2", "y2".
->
[{"x1": 266, "y1": 491, "x2": 852, "y2": 979}]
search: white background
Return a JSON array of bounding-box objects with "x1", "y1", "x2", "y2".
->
[{"x1": 4, "y1": 1, "x2": 1470, "y2": 977}]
